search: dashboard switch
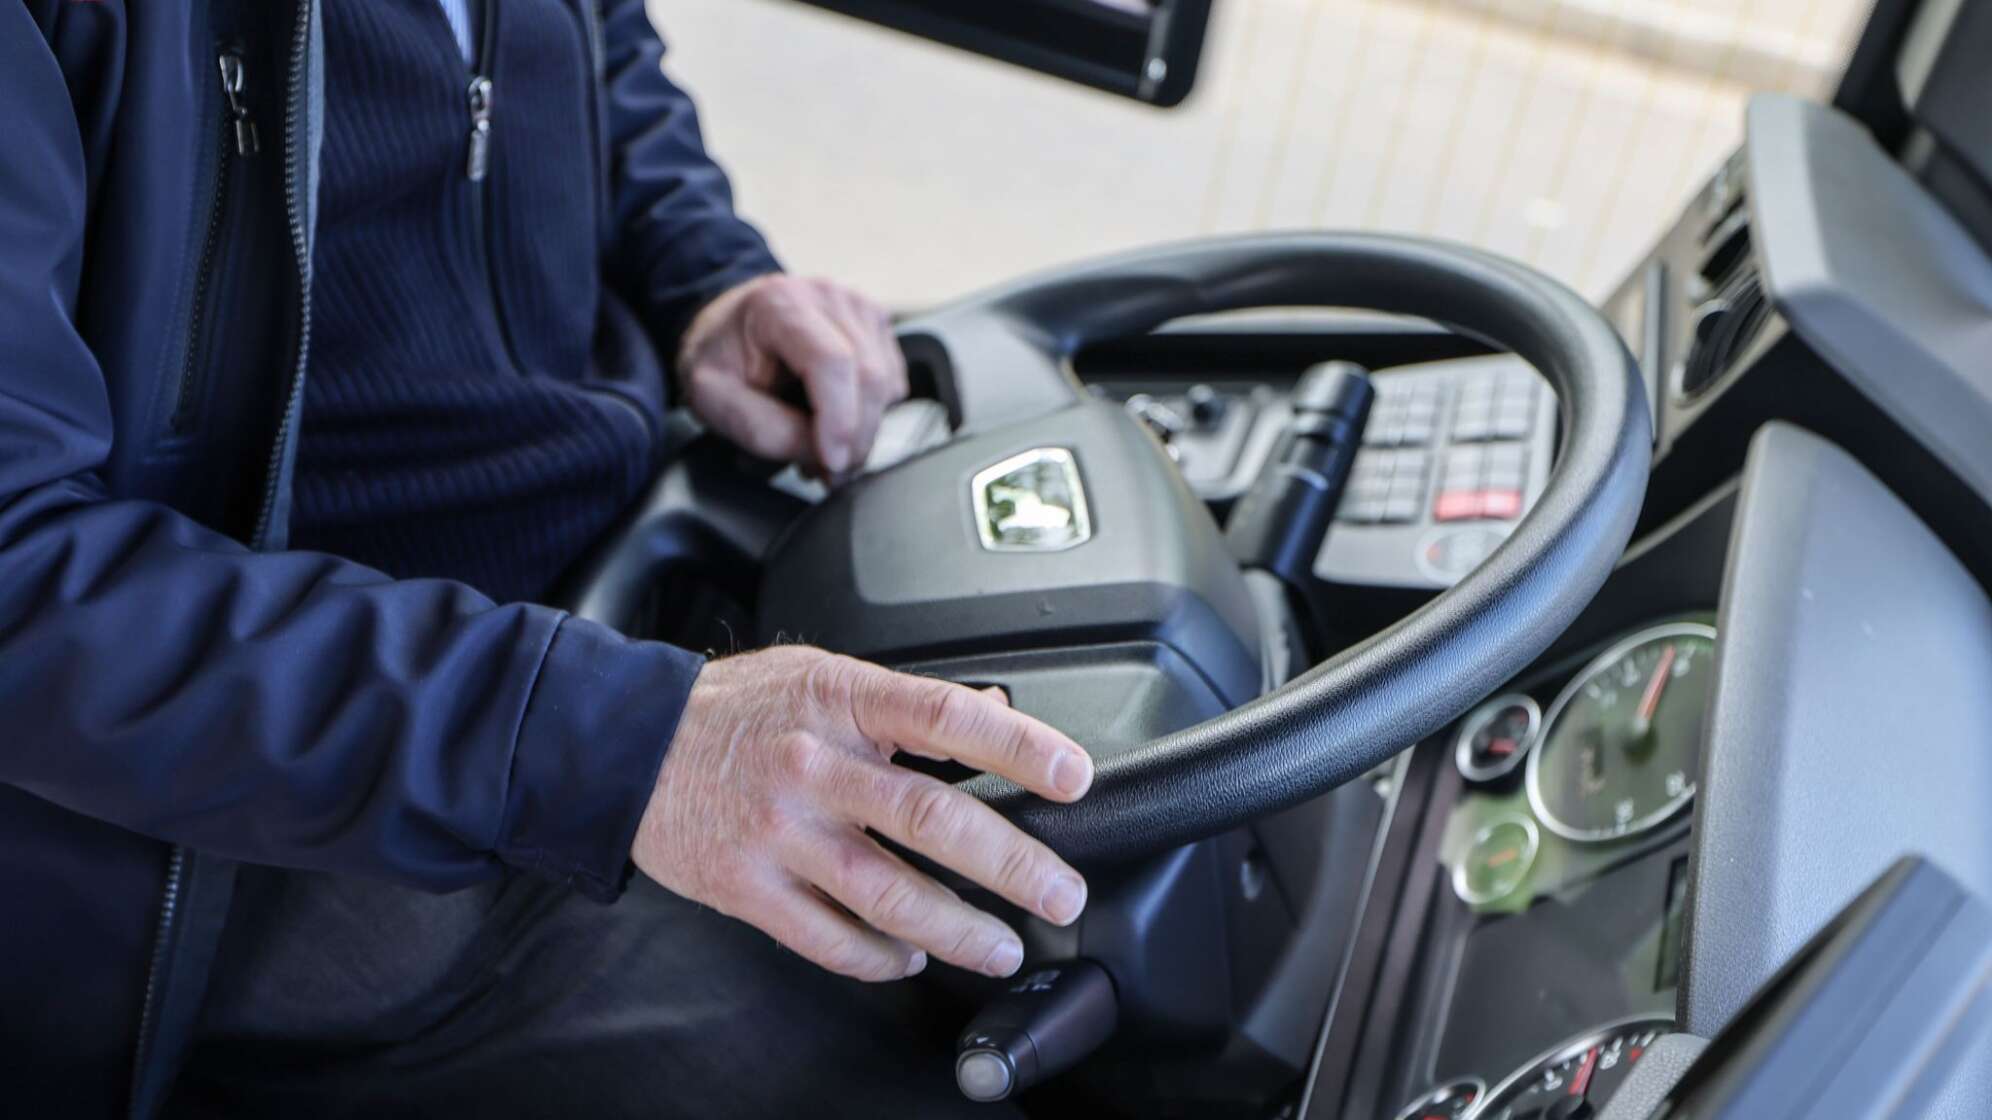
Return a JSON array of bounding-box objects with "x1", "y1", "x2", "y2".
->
[
  {"x1": 955, "y1": 960, "x2": 1117, "y2": 1103},
  {"x1": 1226, "y1": 361, "x2": 1374, "y2": 588}
]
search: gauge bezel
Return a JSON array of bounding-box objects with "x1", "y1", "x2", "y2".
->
[
  {"x1": 1464, "y1": 1014, "x2": 1674, "y2": 1119},
  {"x1": 1452, "y1": 815, "x2": 1540, "y2": 905},
  {"x1": 1526, "y1": 621, "x2": 1716, "y2": 843},
  {"x1": 1454, "y1": 694, "x2": 1543, "y2": 783},
  {"x1": 1391, "y1": 1076, "x2": 1488, "y2": 1120}
]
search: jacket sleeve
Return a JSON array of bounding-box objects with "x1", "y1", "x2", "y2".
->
[
  {"x1": 0, "y1": 12, "x2": 697, "y2": 904},
  {"x1": 599, "y1": 0, "x2": 783, "y2": 360}
]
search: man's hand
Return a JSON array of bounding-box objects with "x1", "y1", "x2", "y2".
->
[
  {"x1": 634, "y1": 646, "x2": 1093, "y2": 982},
  {"x1": 677, "y1": 275, "x2": 909, "y2": 479}
]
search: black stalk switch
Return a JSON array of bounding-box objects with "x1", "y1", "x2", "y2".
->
[
  {"x1": 1224, "y1": 360, "x2": 1374, "y2": 588},
  {"x1": 954, "y1": 960, "x2": 1117, "y2": 1103}
]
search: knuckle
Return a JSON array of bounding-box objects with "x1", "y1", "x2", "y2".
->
[
  {"x1": 993, "y1": 837, "x2": 1041, "y2": 895},
  {"x1": 946, "y1": 922, "x2": 992, "y2": 965},
  {"x1": 802, "y1": 933, "x2": 867, "y2": 978},
  {"x1": 770, "y1": 731, "x2": 822, "y2": 785},
  {"x1": 900, "y1": 782, "x2": 960, "y2": 849},
  {"x1": 927, "y1": 685, "x2": 979, "y2": 739},
  {"x1": 867, "y1": 872, "x2": 925, "y2": 929},
  {"x1": 797, "y1": 654, "x2": 851, "y2": 713},
  {"x1": 746, "y1": 795, "x2": 801, "y2": 845}
]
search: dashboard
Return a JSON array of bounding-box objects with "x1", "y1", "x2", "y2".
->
[
  {"x1": 1076, "y1": 328, "x2": 1730, "y2": 1119},
  {"x1": 1057, "y1": 73, "x2": 1992, "y2": 1114}
]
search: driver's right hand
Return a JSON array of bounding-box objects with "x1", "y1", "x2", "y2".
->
[{"x1": 633, "y1": 646, "x2": 1093, "y2": 982}]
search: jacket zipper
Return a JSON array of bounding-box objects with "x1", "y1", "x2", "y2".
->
[
  {"x1": 127, "y1": 845, "x2": 184, "y2": 1118},
  {"x1": 131, "y1": 44, "x2": 266, "y2": 1112},
  {"x1": 466, "y1": 1, "x2": 525, "y2": 375},
  {"x1": 170, "y1": 51, "x2": 259, "y2": 434}
]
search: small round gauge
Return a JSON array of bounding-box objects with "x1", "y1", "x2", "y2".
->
[
  {"x1": 1469, "y1": 1017, "x2": 1671, "y2": 1120},
  {"x1": 1456, "y1": 695, "x2": 1543, "y2": 783},
  {"x1": 1527, "y1": 622, "x2": 1716, "y2": 843},
  {"x1": 1393, "y1": 1077, "x2": 1486, "y2": 1120},
  {"x1": 1454, "y1": 816, "x2": 1539, "y2": 905}
]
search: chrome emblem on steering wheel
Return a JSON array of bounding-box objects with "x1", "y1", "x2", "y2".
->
[{"x1": 971, "y1": 448, "x2": 1093, "y2": 552}]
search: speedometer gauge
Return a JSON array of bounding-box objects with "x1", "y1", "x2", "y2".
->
[
  {"x1": 1526, "y1": 622, "x2": 1715, "y2": 843},
  {"x1": 1468, "y1": 1017, "x2": 1671, "y2": 1119}
]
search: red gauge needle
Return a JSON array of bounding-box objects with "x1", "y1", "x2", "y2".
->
[
  {"x1": 1631, "y1": 644, "x2": 1678, "y2": 738},
  {"x1": 1569, "y1": 1046, "x2": 1600, "y2": 1098}
]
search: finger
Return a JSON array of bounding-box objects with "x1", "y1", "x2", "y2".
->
[
  {"x1": 845, "y1": 289, "x2": 909, "y2": 405},
  {"x1": 824, "y1": 757, "x2": 1088, "y2": 927},
  {"x1": 793, "y1": 825, "x2": 1024, "y2": 977},
  {"x1": 820, "y1": 284, "x2": 908, "y2": 469},
  {"x1": 981, "y1": 686, "x2": 1011, "y2": 706},
  {"x1": 746, "y1": 290, "x2": 862, "y2": 474},
  {"x1": 686, "y1": 363, "x2": 814, "y2": 465},
  {"x1": 847, "y1": 666, "x2": 1093, "y2": 802},
  {"x1": 735, "y1": 874, "x2": 927, "y2": 983}
]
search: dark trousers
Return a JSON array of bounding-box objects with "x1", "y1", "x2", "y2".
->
[{"x1": 168, "y1": 865, "x2": 1012, "y2": 1118}]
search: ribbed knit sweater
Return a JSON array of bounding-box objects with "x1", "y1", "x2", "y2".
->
[{"x1": 292, "y1": 0, "x2": 769, "y2": 603}]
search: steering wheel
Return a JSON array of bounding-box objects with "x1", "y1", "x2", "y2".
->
[{"x1": 578, "y1": 234, "x2": 1651, "y2": 867}]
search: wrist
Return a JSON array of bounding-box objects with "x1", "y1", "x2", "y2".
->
[
  {"x1": 501, "y1": 616, "x2": 706, "y2": 902},
  {"x1": 674, "y1": 272, "x2": 782, "y2": 383}
]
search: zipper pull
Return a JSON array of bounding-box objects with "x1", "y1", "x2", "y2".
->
[
  {"x1": 466, "y1": 76, "x2": 494, "y2": 182},
  {"x1": 218, "y1": 51, "x2": 259, "y2": 156}
]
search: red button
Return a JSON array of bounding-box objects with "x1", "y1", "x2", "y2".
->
[
  {"x1": 1433, "y1": 491, "x2": 1486, "y2": 521},
  {"x1": 1481, "y1": 488, "x2": 1524, "y2": 520},
  {"x1": 1435, "y1": 489, "x2": 1524, "y2": 522}
]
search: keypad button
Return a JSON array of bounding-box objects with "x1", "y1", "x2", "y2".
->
[
  {"x1": 1452, "y1": 413, "x2": 1494, "y2": 442},
  {"x1": 1381, "y1": 495, "x2": 1421, "y2": 524},
  {"x1": 1434, "y1": 490, "x2": 1487, "y2": 522},
  {"x1": 1481, "y1": 489, "x2": 1524, "y2": 520},
  {"x1": 1487, "y1": 443, "x2": 1526, "y2": 473},
  {"x1": 1340, "y1": 494, "x2": 1385, "y2": 524},
  {"x1": 1349, "y1": 475, "x2": 1392, "y2": 503},
  {"x1": 1491, "y1": 407, "x2": 1533, "y2": 440}
]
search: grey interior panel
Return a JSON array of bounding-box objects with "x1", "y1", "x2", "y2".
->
[
  {"x1": 1747, "y1": 95, "x2": 1992, "y2": 506},
  {"x1": 1683, "y1": 422, "x2": 1992, "y2": 1116}
]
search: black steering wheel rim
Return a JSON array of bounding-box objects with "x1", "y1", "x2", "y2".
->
[{"x1": 894, "y1": 233, "x2": 1652, "y2": 865}]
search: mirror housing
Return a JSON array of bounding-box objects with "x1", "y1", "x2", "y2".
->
[{"x1": 784, "y1": 0, "x2": 1213, "y2": 107}]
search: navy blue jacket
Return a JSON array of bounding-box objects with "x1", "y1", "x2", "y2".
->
[{"x1": 1, "y1": 1, "x2": 778, "y2": 1114}]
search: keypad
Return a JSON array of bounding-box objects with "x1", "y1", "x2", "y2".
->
[{"x1": 1341, "y1": 364, "x2": 1540, "y2": 528}]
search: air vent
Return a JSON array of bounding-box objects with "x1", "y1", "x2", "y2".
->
[{"x1": 1679, "y1": 264, "x2": 1771, "y2": 400}]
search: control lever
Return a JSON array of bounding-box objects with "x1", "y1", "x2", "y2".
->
[
  {"x1": 954, "y1": 960, "x2": 1117, "y2": 1103},
  {"x1": 1223, "y1": 361, "x2": 1374, "y2": 589}
]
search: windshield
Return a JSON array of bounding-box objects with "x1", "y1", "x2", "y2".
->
[{"x1": 660, "y1": 0, "x2": 1870, "y2": 307}]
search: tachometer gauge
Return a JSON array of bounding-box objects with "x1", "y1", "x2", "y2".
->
[
  {"x1": 1393, "y1": 1077, "x2": 1486, "y2": 1120},
  {"x1": 1469, "y1": 1017, "x2": 1670, "y2": 1120},
  {"x1": 1526, "y1": 622, "x2": 1715, "y2": 843}
]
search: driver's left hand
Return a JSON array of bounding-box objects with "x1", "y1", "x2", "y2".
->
[{"x1": 677, "y1": 274, "x2": 909, "y2": 480}]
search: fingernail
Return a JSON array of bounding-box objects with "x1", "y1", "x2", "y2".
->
[
  {"x1": 1041, "y1": 874, "x2": 1087, "y2": 926},
  {"x1": 982, "y1": 940, "x2": 1024, "y2": 978},
  {"x1": 1051, "y1": 752, "x2": 1092, "y2": 799},
  {"x1": 904, "y1": 951, "x2": 929, "y2": 978},
  {"x1": 822, "y1": 440, "x2": 851, "y2": 474}
]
